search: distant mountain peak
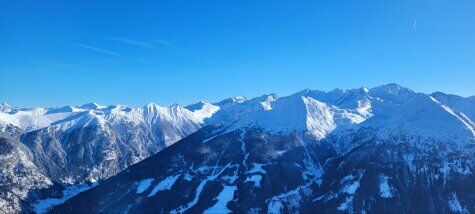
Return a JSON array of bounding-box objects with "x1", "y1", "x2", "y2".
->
[
  {"x1": 216, "y1": 96, "x2": 247, "y2": 106},
  {"x1": 186, "y1": 101, "x2": 211, "y2": 111},
  {"x1": 232, "y1": 96, "x2": 246, "y2": 103},
  {"x1": 370, "y1": 83, "x2": 413, "y2": 95},
  {"x1": 294, "y1": 88, "x2": 313, "y2": 96},
  {"x1": 1, "y1": 84, "x2": 473, "y2": 141},
  {"x1": 145, "y1": 102, "x2": 158, "y2": 108},
  {"x1": 79, "y1": 102, "x2": 106, "y2": 110},
  {"x1": 0, "y1": 102, "x2": 12, "y2": 113},
  {"x1": 360, "y1": 87, "x2": 369, "y2": 94},
  {"x1": 2, "y1": 84, "x2": 475, "y2": 214},
  {"x1": 170, "y1": 103, "x2": 182, "y2": 108}
]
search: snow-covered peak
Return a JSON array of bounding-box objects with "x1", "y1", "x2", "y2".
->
[
  {"x1": 302, "y1": 97, "x2": 337, "y2": 139},
  {"x1": 232, "y1": 96, "x2": 247, "y2": 103},
  {"x1": 370, "y1": 83, "x2": 412, "y2": 95},
  {"x1": 0, "y1": 102, "x2": 13, "y2": 113},
  {"x1": 143, "y1": 103, "x2": 188, "y2": 117},
  {"x1": 360, "y1": 93, "x2": 475, "y2": 142},
  {"x1": 144, "y1": 103, "x2": 190, "y2": 119},
  {"x1": 229, "y1": 93, "x2": 308, "y2": 134},
  {"x1": 47, "y1": 106, "x2": 84, "y2": 114},
  {"x1": 185, "y1": 101, "x2": 220, "y2": 122},
  {"x1": 296, "y1": 87, "x2": 373, "y2": 115},
  {"x1": 0, "y1": 101, "x2": 215, "y2": 135},
  {"x1": 142, "y1": 103, "x2": 207, "y2": 132},
  {"x1": 224, "y1": 92, "x2": 366, "y2": 139},
  {"x1": 202, "y1": 84, "x2": 474, "y2": 142},
  {"x1": 294, "y1": 88, "x2": 313, "y2": 96},
  {"x1": 216, "y1": 96, "x2": 247, "y2": 106},
  {"x1": 1, "y1": 83, "x2": 473, "y2": 143},
  {"x1": 185, "y1": 101, "x2": 208, "y2": 111},
  {"x1": 431, "y1": 91, "x2": 474, "y2": 104},
  {"x1": 144, "y1": 102, "x2": 159, "y2": 110},
  {"x1": 361, "y1": 87, "x2": 369, "y2": 94},
  {"x1": 368, "y1": 83, "x2": 415, "y2": 104},
  {"x1": 258, "y1": 94, "x2": 278, "y2": 110},
  {"x1": 0, "y1": 107, "x2": 69, "y2": 132},
  {"x1": 79, "y1": 102, "x2": 107, "y2": 110},
  {"x1": 430, "y1": 92, "x2": 475, "y2": 122}
]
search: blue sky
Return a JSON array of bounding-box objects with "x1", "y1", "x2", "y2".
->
[{"x1": 1, "y1": 0, "x2": 474, "y2": 107}]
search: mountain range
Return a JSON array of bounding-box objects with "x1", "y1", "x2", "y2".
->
[{"x1": 1, "y1": 83, "x2": 474, "y2": 213}]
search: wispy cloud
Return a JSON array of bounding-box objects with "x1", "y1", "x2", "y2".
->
[
  {"x1": 107, "y1": 37, "x2": 154, "y2": 49},
  {"x1": 48, "y1": 39, "x2": 120, "y2": 56},
  {"x1": 413, "y1": 14, "x2": 418, "y2": 31},
  {"x1": 413, "y1": 8, "x2": 419, "y2": 32},
  {"x1": 154, "y1": 39, "x2": 179, "y2": 49}
]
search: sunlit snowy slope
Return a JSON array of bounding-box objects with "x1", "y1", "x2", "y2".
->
[
  {"x1": 54, "y1": 84, "x2": 475, "y2": 213},
  {"x1": 1, "y1": 83, "x2": 474, "y2": 213}
]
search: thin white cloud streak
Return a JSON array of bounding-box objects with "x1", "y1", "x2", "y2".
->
[
  {"x1": 413, "y1": 8, "x2": 419, "y2": 31},
  {"x1": 413, "y1": 14, "x2": 418, "y2": 31},
  {"x1": 154, "y1": 39, "x2": 179, "y2": 49},
  {"x1": 48, "y1": 39, "x2": 120, "y2": 56},
  {"x1": 107, "y1": 37, "x2": 154, "y2": 49}
]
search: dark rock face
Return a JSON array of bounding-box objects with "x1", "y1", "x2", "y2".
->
[
  {"x1": 0, "y1": 115, "x2": 201, "y2": 213},
  {"x1": 53, "y1": 126, "x2": 475, "y2": 213},
  {"x1": 312, "y1": 136, "x2": 475, "y2": 213},
  {"x1": 0, "y1": 133, "x2": 52, "y2": 213},
  {"x1": 20, "y1": 124, "x2": 159, "y2": 183}
]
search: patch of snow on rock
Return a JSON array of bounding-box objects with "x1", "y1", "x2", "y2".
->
[
  {"x1": 147, "y1": 175, "x2": 180, "y2": 197},
  {"x1": 136, "y1": 178, "x2": 154, "y2": 194},
  {"x1": 379, "y1": 175, "x2": 394, "y2": 198},
  {"x1": 245, "y1": 175, "x2": 263, "y2": 188},
  {"x1": 248, "y1": 163, "x2": 266, "y2": 174},
  {"x1": 448, "y1": 192, "x2": 468, "y2": 213},
  {"x1": 340, "y1": 180, "x2": 360, "y2": 195},
  {"x1": 204, "y1": 185, "x2": 237, "y2": 214},
  {"x1": 337, "y1": 196, "x2": 354, "y2": 212},
  {"x1": 34, "y1": 183, "x2": 96, "y2": 214}
]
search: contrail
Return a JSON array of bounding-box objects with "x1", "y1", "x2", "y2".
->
[
  {"x1": 107, "y1": 37, "x2": 154, "y2": 49},
  {"x1": 413, "y1": 10, "x2": 419, "y2": 31},
  {"x1": 48, "y1": 39, "x2": 120, "y2": 56}
]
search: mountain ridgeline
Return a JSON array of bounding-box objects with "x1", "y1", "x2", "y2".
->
[{"x1": 1, "y1": 83, "x2": 474, "y2": 213}]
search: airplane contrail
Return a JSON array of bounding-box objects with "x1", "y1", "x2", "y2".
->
[
  {"x1": 48, "y1": 39, "x2": 120, "y2": 56},
  {"x1": 413, "y1": 12, "x2": 418, "y2": 31}
]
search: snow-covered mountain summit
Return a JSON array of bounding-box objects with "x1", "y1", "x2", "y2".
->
[
  {"x1": 194, "y1": 83, "x2": 474, "y2": 142},
  {"x1": 2, "y1": 83, "x2": 473, "y2": 142},
  {"x1": 0, "y1": 102, "x2": 203, "y2": 135},
  {"x1": 51, "y1": 84, "x2": 475, "y2": 214},
  {"x1": 1, "y1": 83, "x2": 475, "y2": 213}
]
